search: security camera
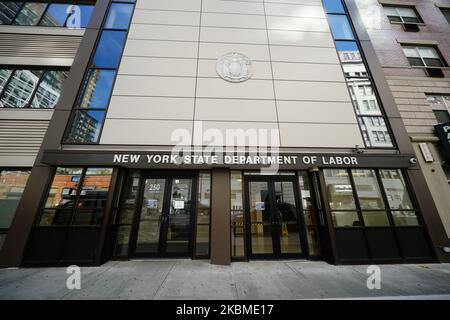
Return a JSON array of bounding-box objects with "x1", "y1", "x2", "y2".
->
[{"x1": 409, "y1": 158, "x2": 418, "y2": 164}]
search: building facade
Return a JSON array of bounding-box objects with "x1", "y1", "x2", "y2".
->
[{"x1": 0, "y1": 0, "x2": 449, "y2": 267}]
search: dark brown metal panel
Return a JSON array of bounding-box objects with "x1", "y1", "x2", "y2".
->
[
  {"x1": 210, "y1": 168, "x2": 231, "y2": 265},
  {"x1": 0, "y1": 166, "x2": 53, "y2": 267},
  {"x1": 0, "y1": 1, "x2": 112, "y2": 268}
]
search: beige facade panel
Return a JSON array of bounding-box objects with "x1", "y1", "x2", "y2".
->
[
  {"x1": 277, "y1": 101, "x2": 358, "y2": 123},
  {"x1": 270, "y1": 46, "x2": 339, "y2": 63},
  {"x1": 196, "y1": 78, "x2": 275, "y2": 100},
  {"x1": 264, "y1": 3, "x2": 326, "y2": 18},
  {"x1": 100, "y1": 119, "x2": 193, "y2": 146},
  {"x1": 193, "y1": 121, "x2": 280, "y2": 146},
  {"x1": 119, "y1": 57, "x2": 198, "y2": 77},
  {"x1": 123, "y1": 40, "x2": 199, "y2": 59},
  {"x1": 272, "y1": 62, "x2": 345, "y2": 81},
  {"x1": 128, "y1": 24, "x2": 199, "y2": 41},
  {"x1": 198, "y1": 42, "x2": 270, "y2": 61},
  {"x1": 265, "y1": 0, "x2": 323, "y2": 7},
  {"x1": 113, "y1": 75, "x2": 197, "y2": 97},
  {"x1": 268, "y1": 30, "x2": 334, "y2": 47},
  {"x1": 194, "y1": 99, "x2": 278, "y2": 122},
  {"x1": 132, "y1": 9, "x2": 200, "y2": 26},
  {"x1": 202, "y1": 0, "x2": 265, "y2": 15},
  {"x1": 279, "y1": 123, "x2": 364, "y2": 148},
  {"x1": 136, "y1": 0, "x2": 201, "y2": 11},
  {"x1": 107, "y1": 96, "x2": 194, "y2": 120},
  {"x1": 202, "y1": 13, "x2": 267, "y2": 29},
  {"x1": 200, "y1": 27, "x2": 268, "y2": 45},
  {"x1": 274, "y1": 81, "x2": 351, "y2": 101},
  {"x1": 266, "y1": 16, "x2": 330, "y2": 32}
]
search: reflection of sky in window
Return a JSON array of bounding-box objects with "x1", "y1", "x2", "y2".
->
[
  {"x1": 78, "y1": 5, "x2": 94, "y2": 28},
  {"x1": 323, "y1": 0, "x2": 345, "y2": 14},
  {"x1": 104, "y1": 3, "x2": 134, "y2": 29},
  {"x1": 328, "y1": 15, "x2": 354, "y2": 40},
  {"x1": 335, "y1": 41, "x2": 358, "y2": 52},
  {"x1": 41, "y1": 4, "x2": 70, "y2": 26},
  {"x1": 92, "y1": 31, "x2": 126, "y2": 68},
  {"x1": 79, "y1": 70, "x2": 116, "y2": 109}
]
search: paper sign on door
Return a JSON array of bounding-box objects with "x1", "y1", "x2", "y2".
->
[
  {"x1": 174, "y1": 201, "x2": 185, "y2": 209},
  {"x1": 255, "y1": 202, "x2": 265, "y2": 210},
  {"x1": 147, "y1": 199, "x2": 158, "y2": 209}
]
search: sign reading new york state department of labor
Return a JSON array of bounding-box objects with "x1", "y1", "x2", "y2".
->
[
  {"x1": 41, "y1": 151, "x2": 418, "y2": 169},
  {"x1": 435, "y1": 122, "x2": 450, "y2": 160}
]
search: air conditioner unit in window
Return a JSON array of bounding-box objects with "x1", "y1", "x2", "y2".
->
[
  {"x1": 402, "y1": 23, "x2": 420, "y2": 32},
  {"x1": 425, "y1": 68, "x2": 445, "y2": 78}
]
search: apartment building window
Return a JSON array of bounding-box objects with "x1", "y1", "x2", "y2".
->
[
  {"x1": 0, "y1": 1, "x2": 95, "y2": 28},
  {"x1": 402, "y1": 45, "x2": 446, "y2": 67},
  {"x1": 323, "y1": 0, "x2": 394, "y2": 148},
  {"x1": 0, "y1": 68, "x2": 68, "y2": 109},
  {"x1": 383, "y1": 5, "x2": 422, "y2": 24},
  {"x1": 440, "y1": 8, "x2": 450, "y2": 25},
  {"x1": 65, "y1": 1, "x2": 135, "y2": 144},
  {"x1": 426, "y1": 94, "x2": 450, "y2": 123}
]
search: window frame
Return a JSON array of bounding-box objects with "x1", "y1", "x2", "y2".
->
[
  {"x1": 426, "y1": 94, "x2": 450, "y2": 124},
  {"x1": 383, "y1": 5, "x2": 424, "y2": 24},
  {"x1": 401, "y1": 45, "x2": 448, "y2": 69}
]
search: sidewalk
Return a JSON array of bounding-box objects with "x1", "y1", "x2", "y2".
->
[{"x1": 1, "y1": 260, "x2": 450, "y2": 300}]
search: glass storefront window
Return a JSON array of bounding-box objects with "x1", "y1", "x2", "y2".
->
[
  {"x1": 331, "y1": 211, "x2": 360, "y2": 227},
  {"x1": 196, "y1": 172, "x2": 211, "y2": 256},
  {"x1": 392, "y1": 211, "x2": 419, "y2": 226},
  {"x1": 361, "y1": 211, "x2": 390, "y2": 226},
  {"x1": 323, "y1": 169, "x2": 356, "y2": 210},
  {"x1": 379, "y1": 169, "x2": 414, "y2": 210},
  {"x1": 38, "y1": 167, "x2": 112, "y2": 227},
  {"x1": 231, "y1": 171, "x2": 245, "y2": 258},
  {"x1": 352, "y1": 169, "x2": 385, "y2": 210},
  {"x1": 0, "y1": 169, "x2": 31, "y2": 229}
]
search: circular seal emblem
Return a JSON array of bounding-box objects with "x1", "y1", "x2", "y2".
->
[{"x1": 216, "y1": 52, "x2": 253, "y2": 83}]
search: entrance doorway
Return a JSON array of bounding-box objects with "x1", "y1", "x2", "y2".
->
[
  {"x1": 131, "y1": 176, "x2": 196, "y2": 257},
  {"x1": 244, "y1": 176, "x2": 307, "y2": 259}
]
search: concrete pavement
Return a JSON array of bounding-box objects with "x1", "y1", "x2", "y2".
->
[{"x1": 0, "y1": 260, "x2": 450, "y2": 300}]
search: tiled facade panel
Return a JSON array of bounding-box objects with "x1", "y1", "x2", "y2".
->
[{"x1": 102, "y1": 0, "x2": 363, "y2": 147}]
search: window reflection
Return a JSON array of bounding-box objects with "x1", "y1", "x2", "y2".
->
[
  {"x1": 359, "y1": 117, "x2": 393, "y2": 148},
  {"x1": 40, "y1": 3, "x2": 71, "y2": 26},
  {"x1": 196, "y1": 172, "x2": 211, "y2": 256},
  {"x1": 0, "y1": 70, "x2": 42, "y2": 108},
  {"x1": 92, "y1": 31, "x2": 127, "y2": 69},
  {"x1": 65, "y1": 110, "x2": 105, "y2": 143},
  {"x1": 0, "y1": 1, "x2": 23, "y2": 24},
  {"x1": 77, "y1": 69, "x2": 116, "y2": 109},
  {"x1": 352, "y1": 169, "x2": 385, "y2": 209},
  {"x1": 39, "y1": 167, "x2": 113, "y2": 226},
  {"x1": 327, "y1": 15, "x2": 354, "y2": 40},
  {"x1": 31, "y1": 71, "x2": 68, "y2": 109},
  {"x1": 104, "y1": 2, "x2": 134, "y2": 30},
  {"x1": 323, "y1": 169, "x2": 356, "y2": 210},
  {"x1": 379, "y1": 169, "x2": 414, "y2": 210},
  {"x1": 0, "y1": 69, "x2": 12, "y2": 93},
  {"x1": 13, "y1": 2, "x2": 47, "y2": 25},
  {"x1": 0, "y1": 169, "x2": 31, "y2": 229}
]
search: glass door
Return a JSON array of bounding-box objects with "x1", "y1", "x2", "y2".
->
[
  {"x1": 133, "y1": 176, "x2": 195, "y2": 257},
  {"x1": 244, "y1": 176, "x2": 306, "y2": 259}
]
